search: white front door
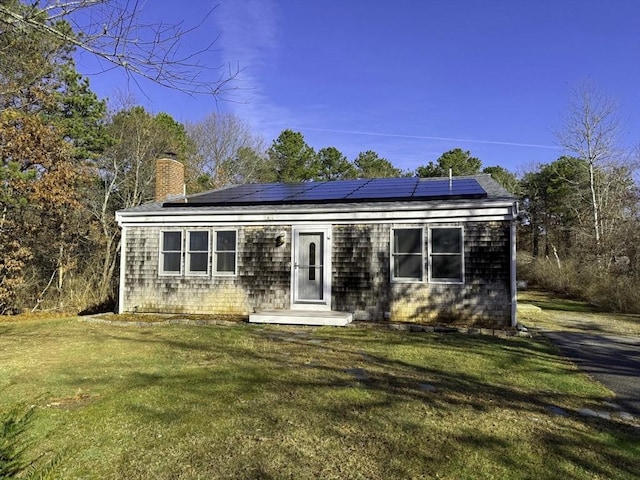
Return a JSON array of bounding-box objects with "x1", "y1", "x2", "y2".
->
[{"x1": 292, "y1": 227, "x2": 331, "y2": 310}]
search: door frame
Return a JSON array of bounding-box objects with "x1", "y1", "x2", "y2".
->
[{"x1": 291, "y1": 226, "x2": 332, "y2": 311}]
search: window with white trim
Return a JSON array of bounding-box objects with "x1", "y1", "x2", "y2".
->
[
  {"x1": 187, "y1": 230, "x2": 209, "y2": 274},
  {"x1": 161, "y1": 231, "x2": 182, "y2": 274},
  {"x1": 429, "y1": 227, "x2": 463, "y2": 283},
  {"x1": 215, "y1": 230, "x2": 237, "y2": 274},
  {"x1": 391, "y1": 228, "x2": 424, "y2": 281}
]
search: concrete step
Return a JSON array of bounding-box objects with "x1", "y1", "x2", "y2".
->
[{"x1": 249, "y1": 310, "x2": 353, "y2": 326}]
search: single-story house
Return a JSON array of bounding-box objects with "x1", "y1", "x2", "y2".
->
[{"x1": 116, "y1": 158, "x2": 518, "y2": 327}]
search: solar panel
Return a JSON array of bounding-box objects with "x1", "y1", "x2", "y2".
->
[
  {"x1": 163, "y1": 177, "x2": 487, "y2": 207},
  {"x1": 414, "y1": 179, "x2": 486, "y2": 198}
]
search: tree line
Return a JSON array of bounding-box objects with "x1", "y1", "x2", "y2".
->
[{"x1": 1, "y1": 1, "x2": 638, "y2": 314}]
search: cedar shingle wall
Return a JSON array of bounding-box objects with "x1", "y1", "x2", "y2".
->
[
  {"x1": 331, "y1": 224, "x2": 390, "y2": 318},
  {"x1": 122, "y1": 221, "x2": 512, "y2": 326},
  {"x1": 237, "y1": 226, "x2": 291, "y2": 310},
  {"x1": 122, "y1": 226, "x2": 291, "y2": 314},
  {"x1": 331, "y1": 221, "x2": 512, "y2": 326}
]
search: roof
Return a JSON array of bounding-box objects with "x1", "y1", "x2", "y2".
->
[
  {"x1": 118, "y1": 174, "x2": 516, "y2": 217},
  {"x1": 166, "y1": 174, "x2": 512, "y2": 207}
]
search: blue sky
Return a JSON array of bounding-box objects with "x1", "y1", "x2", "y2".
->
[{"x1": 78, "y1": 0, "x2": 640, "y2": 175}]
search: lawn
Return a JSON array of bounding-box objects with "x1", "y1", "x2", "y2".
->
[
  {"x1": 0, "y1": 316, "x2": 638, "y2": 479},
  {"x1": 518, "y1": 290, "x2": 640, "y2": 336}
]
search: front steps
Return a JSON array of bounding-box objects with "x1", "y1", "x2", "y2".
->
[{"x1": 249, "y1": 310, "x2": 353, "y2": 326}]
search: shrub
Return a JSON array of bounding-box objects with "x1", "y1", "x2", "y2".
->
[
  {"x1": 0, "y1": 404, "x2": 58, "y2": 479},
  {"x1": 517, "y1": 254, "x2": 640, "y2": 314}
]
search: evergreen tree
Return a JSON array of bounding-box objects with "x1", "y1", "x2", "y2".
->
[{"x1": 268, "y1": 130, "x2": 317, "y2": 182}]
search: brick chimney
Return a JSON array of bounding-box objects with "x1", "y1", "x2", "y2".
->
[{"x1": 155, "y1": 155, "x2": 185, "y2": 202}]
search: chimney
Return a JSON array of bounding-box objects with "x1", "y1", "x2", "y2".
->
[{"x1": 155, "y1": 155, "x2": 185, "y2": 202}]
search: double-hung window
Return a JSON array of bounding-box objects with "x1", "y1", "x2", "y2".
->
[
  {"x1": 429, "y1": 227, "x2": 463, "y2": 283},
  {"x1": 161, "y1": 231, "x2": 182, "y2": 274},
  {"x1": 391, "y1": 228, "x2": 424, "y2": 281},
  {"x1": 187, "y1": 231, "x2": 209, "y2": 274},
  {"x1": 160, "y1": 229, "x2": 237, "y2": 276},
  {"x1": 215, "y1": 230, "x2": 237, "y2": 274}
]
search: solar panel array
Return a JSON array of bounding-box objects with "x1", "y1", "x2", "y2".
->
[{"x1": 163, "y1": 177, "x2": 487, "y2": 207}]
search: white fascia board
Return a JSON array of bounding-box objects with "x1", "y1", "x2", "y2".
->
[
  {"x1": 116, "y1": 201, "x2": 517, "y2": 227},
  {"x1": 117, "y1": 210, "x2": 515, "y2": 227}
]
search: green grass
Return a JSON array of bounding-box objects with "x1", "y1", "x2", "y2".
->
[
  {"x1": 519, "y1": 290, "x2": 640, "y2": 335},
  {"x1": 1, "y1": 316, "x2": 638, "y2": 479}
]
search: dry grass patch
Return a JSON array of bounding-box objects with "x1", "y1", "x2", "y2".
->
[
  {"x1": 0, "y1": 317, "x2": 638, "y2": 479},
  {"x1": 519, "y1": 290, "x2": 640, "y2": 335}
]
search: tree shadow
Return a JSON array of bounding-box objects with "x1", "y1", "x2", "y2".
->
[{"x1": 29, "y1": 324, "x2": 640, "y2": 478}]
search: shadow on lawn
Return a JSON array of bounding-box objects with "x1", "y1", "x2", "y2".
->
[
  {"x1": 84, "y1": 326, "x2": 633, "y2": 418},
  {"x1": 58, "y1": 326, "x2": 640, "y2": 479}
]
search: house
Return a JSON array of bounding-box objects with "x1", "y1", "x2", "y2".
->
[{"x1": 115, "y1": 158, "x2": 519, "y2": 327}]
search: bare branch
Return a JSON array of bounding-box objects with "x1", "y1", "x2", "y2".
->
[
  {"x1": 0, "y1": 0, "x2": 239, "y2": 97},
  {"x1": 555, "y1": 81, "x2": 623, "y2": 167}
]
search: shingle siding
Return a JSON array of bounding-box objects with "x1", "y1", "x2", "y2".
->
[
  {"x1": 123, "y1": 227, "x2": 250, "y2": 314},
  {"x1": 331, "y1": 224, "x2": 390, "y2": 319},
  {"x1": 121, "y1": 221, "x2": 512, "y2": 326},
  {"x1": 330, "y1": 221, "x2": 512, "y2": 326},
  {"x1": 237, "y1": 226, "x2": 291, "y2": 311}
]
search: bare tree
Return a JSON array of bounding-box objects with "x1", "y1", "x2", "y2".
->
[
  {"x1": 186, "y1": 113, "x2": 267, "y2": 191},
  {"x1": 87, "y1": 104, "x2": 188, "y2": 301},
  {"x1": 0, "y1": 0, "x2": 238, "y2": 97},
  {"x1": 554, "y1": 82, "x2": 625, "y2": 258}
]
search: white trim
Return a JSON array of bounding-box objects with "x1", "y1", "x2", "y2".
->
[
  {"x1": 213, "y1": 229, "x2": 238, "y2": 276},
  {"x1": 186, "y1": 230, "x2": 210, "y2": 276},
  {"x1": 118, "y1": 214, "x2": 515, "y2": 228},
  {"x1": 428, "y1": 226, "x2": 465, "y2": 284},
  {"x1": 390, "y1": 226, "x2": 425, "y2": 283},
  {"x1": 291, "y1": 226, "x2": 332, "y2": 311},
  {"x1": 117, "y1": 226, "x2": 127, "y2": 314},
  {"x1": 116, "y1": 201, "x2": 518, "y2": 227},
  {"x1": 159, "y1": 230, "x2": 183, "y2": 276}
]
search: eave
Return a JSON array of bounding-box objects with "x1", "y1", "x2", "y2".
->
[{"x1": 116, "y1": 198, "x2": 518, "y2": 227}]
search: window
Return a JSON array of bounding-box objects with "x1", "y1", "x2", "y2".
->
[
  {"x1": 392, "y1": 228, "x2": 423, "y2": 281},
  {"x1": 160, "y1": 229, "x2": 237, "y2": 277},
  {"x1": 161, "y1": 231, "x2": 182, "y2": 274},
  {"x1": 309, "y1": 242, "x2": 316, "y2": 280},
  {"x1": 430, "y1": 227, "x2": 463, "y2": 283},
  {"x1": 215, "y1": 230, "x2": 237, "y2": 274},
  {"x1": 187, "y1": 231, "x2": 209, "y2": 274}
]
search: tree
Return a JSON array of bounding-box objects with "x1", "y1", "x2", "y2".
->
[
  {"x1": 0, "y1": 110, "x2": 83, "y2": 312},
  {"x1": 482, "y1": 166, "x2": 520, "y2": 194},
  {"x1": 237, "y1": 146, "x2": 274, "y2": 184},
  {"x1": 416, "y1": 148, "x2": 482, "y2": 177},
  {"x1": 268, "y1": 130, "x2": 317, "y2": 183},
  {"x1": 0, "y1": 0, "x2": 237, "y2": 97},
  {"x1": 519, "y1": 157, "x2": 590, "y2": 259},
  {"x1": 0, "y1": 1, "x2": 110, "y2": 162},
  {"x1": 316, "y1": 147, "x2": 357, "y2": 181},
  {"x1": 186, "y1": 113, "x2": 265, "y2": 191},
  {"x1": 45, "y1": 64, "x2": 110, "y2": 160},
  {"x1": 0, "y1": 0, "x2": 73, "y2": 109},
  {"x1": 554, "y1": 82, "x2": 625, "y2": 258},
  {"x1": 354, "y1": 150, "x2": 403, "y2": 178},
  {"x1": 88, "y1": 107, "x2": 189, "y2": 302}
]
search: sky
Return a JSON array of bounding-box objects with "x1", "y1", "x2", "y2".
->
[{"x1": 76, "y1": 0, "x2": 640, "y2": 175}]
